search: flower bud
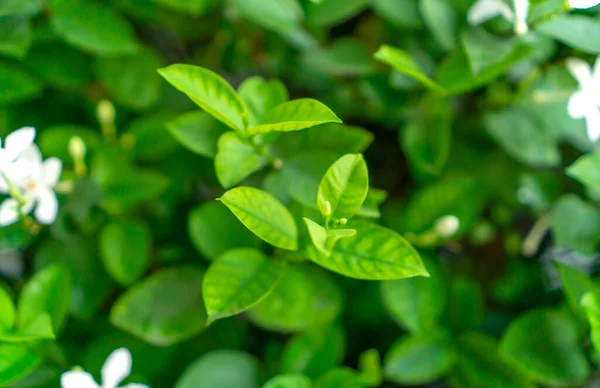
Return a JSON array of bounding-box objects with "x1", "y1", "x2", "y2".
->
[
  {"x1": 339, "y1": 218, "x2": 347, "y2": 225},
  {"x1": 96, "y1": 99, "x2": 115, "y2": 126},
  {"x1": 323, "y1": 200, "x2": 332, "y2": 217},
  {"x1": 68, "y1": 136, "x2": 87, "y2": 161},
  {"x1": 434, "y1": 215, "x2": 460, "y2": 238}
]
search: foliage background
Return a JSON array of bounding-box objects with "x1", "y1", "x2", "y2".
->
[{"x1": 2, "y1": 0, "x2": 600, "y2": 387}]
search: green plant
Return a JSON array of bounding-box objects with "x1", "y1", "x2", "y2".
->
[{"x1": 3, "y1": 0, "x2": 600, "y2": 387}]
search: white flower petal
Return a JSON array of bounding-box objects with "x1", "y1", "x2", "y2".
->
[
  {"x1": 33, "y1": 187, "x2": 58, "y2": 225},
  {"x1": 17, "y1": 145, "x2": 42, "y2": 180},
  {"x1": 566, "y1": 57, "x2": 593, "y2": 87},
  {"x1": 61, "y1": 370, "x2": 99, "y2": 388},
  {"x1": 513, "y1": 0, "x2": 529, "y2": 35},
  {"x1": 4, "y1": 158, "x2": 33, "y2": 183},
  {"x1": 468, "y1": 0, "x2": 514, "y2": 25},
  {"x1": 585, "y1": 108, "x2": 600, "y2": 142},
  {"x1": 568, "y1": 91, "x2": 593, "y2": 119},
  {"x1": 4, "y1": 127, "x2": 35, "y2": 162},
  {"x1": 42, "y1": 157, "x2": 62, "y2": 187},
  {"x1": 0, "y1": 199, "x2": 20, "y2": 226},
  {"x1": 120, "y1": 384, "x2": 150, "y2": 388},
  {"x1": 568, "y1": 0, "x2": 600, "y2": 8},
  {"x1": 102, "y1": 348, "x2": 132, "y2": 388}
]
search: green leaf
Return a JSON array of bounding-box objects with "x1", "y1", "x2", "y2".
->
[
  {"x1": 371, "y1": 0, "x2": 423, "y2": 29},
  {"x1": 317, "y1": 153, "x2": 369, "y2": 220},
  {"x1": 110, "y1": 266, "x2": 207, "y2": 346},
  {"x1": 158, "y1": 64, "x2": 248, "y2": 132},
  {"x1": 103, "y1": 168, "x2": 169, "y2": 210},
  {"x1": 462, "y1": 29, "x2": 516, "y2": 75},
  {"x1": 307, "y1": 220, "x2": 428, "y2": 280},
  {"x1": 499, "y1": 309, "x2": 590, "y2": 386},
  {"x1": 444, "y1": 276, "x2": 484, "y2": 332},
  {"x1": 215, "y1": 132, "x2": 268, "y2": 188},
  {"x1": 0, "y1": 344, "x2": 41, "y2": 386},
  {"x1": 282, "y1": 325, "x2": 345, "y2": 379},
  {"x1": 374, "y1": 45, "x2": 443, "y2": 92},
  {"x1": 18, "y1": 264, "x2": 72, "y2": 335},
  {"x1": 100, "y1": 220, "x2": 150, "y2": 286},
  {"x1": 304, "y1": 217, "x2": 356, "y2": 256},
  {"x1": 315, "y1": 367, "x2": 365, "y2": 388},
  {"x1": 230, "y1": 0, "x2": 303, "y2": 33},
  {"x1": 485, "y1": 107, "x2": 560, "y2": 167},
  {"x1": 175, "y1": 350, "x2": 260, "y2": 388},
  {"x1": 0, "y1": 314, "x2": 55, "y2": 343},
  {"x1": 566, "y1": 149, "x2": 600, "y2": 192},
  {"x1": 168, "y1": 111, "x2": 228, "y2": 158},
  {"x1": 50, "y1": 1, "x2": 139, "y2": 55},
  {"x1": 0, "y1": 288, "x2": 14, "y2": 332},
  {"x1": 420, "y1": 0, "x2": 457, "y2": 51},
  {"x1": 203, "y1": 248, "x2": 287, "y2": 324},
  {"x1": 37, "y1": 125, "x2": 100, "y2": 161},
  {"x1": 248, "y1": 99, "x2": 341, "y2": 135},
  {"x1": 550, "y1": 194, "x2": 600, "y2": 256},
  {"x1": 263, "y1": 374, "x2": 312, "y2": 388},
  {"x1": 189, "y1": 202, "x2": 263, "y2": 261},
  {"x1": 249, "y1": 264, "x2": 342, "y2": 332},
  {"x1": 96, "y1": 46, "x2": 163, "y2": 110},
  {"x1": 307, "y1": 0, "x2": 369, "y2": 27},
  {"x1": 384, "y1": 334, "x2": 456, "y2": 385},
  {"x1": 453, "y1": 332, "x2": 533, "y2": 388},
  {"x1": 359, "y1": 349, "x2": 382, "y2": 387},
  {"x1": 0, "y1": 61, "x2": 42, "y2": 105},
  {"x1": 154, "y1": 0, "x2": 218, "y2": 15},
  {"x1": 557, "y1": 263, "x2": 600, "y2": 325},
  {"x1": 238, "y1": 76, "x2": 289, "y2": 126},
  {"x1": 0, "y1": 0, "x2": 42, "y2": 16},
  {"x1": 0, "y1": 15, "x2": 31, "y2": 59},
  {"x1": 301, "y1": 38, "x2": 374, "y2": 77},
  {"x1": 538, "y1": 14, "x2": 600, "y2": 54},
  {"x1": 381, "y1": 257, "x2": 445, "y2": 333},
  {"x1": 581, "y1": 292, "x2": 600, "y2": 353},
  {"x1": 125, "y1": 112, "x2": 179, "y2": 161},
  {"x1": 219, "y1": 187, "x2": 298, "y2": 250}
]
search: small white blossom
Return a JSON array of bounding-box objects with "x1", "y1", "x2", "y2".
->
[
  {"x1": 434, "y1": 215, "x2": 461, "y2": 238},
  {"x1": 566, "y1": 56, "x2": 600, "y2": 141},
  {"x1": 0, "y1": 127, "x2": 35, "y2": 180},
  {"x1": 0, "y1": 145, "x2": 62, "y2": 226},
  {"x1": 467, "y1": 0, "x2": 529, "y2": 35},
  {"x1": 61, "y1": 348, "x2": 149, "y2": 388},
  {"x1": 568, "y1": 0, "x2": 600, "y2": 9}
]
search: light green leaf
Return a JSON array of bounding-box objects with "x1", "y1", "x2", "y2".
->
[
  {"x1": 189, "y1": 202, "x2": 263, "y2": 261},
  {"x1": 249, "y1": 264, "x2": 342, "y2": 332},
  {"x1": 307, "y1": 0, "x2": 369, "y2": 27},
  {"x1": 168, "y1": 111, "x2": 228, "y2": 158},
  {"x1": 0, "y1": 344, "x2": 41, "y2": 386},
  {"x1": 0, "y1": 15, "x2": 31, "y2": 59},
  {"x1": 551, "y1": 194, "x2": 600, "y2": 256},
  {"x1": 384, "y1": 335, "x2": 456, "y2": 385},
  {"x1": 100, "y1": 220, "x2": 150, "y2": 286},
  {"x1": 18, "y1": 264, "x2": 72, "y2": 335},
  {"x1": 50, "y1": 1, "x2": 139, "y2": 55},
  {"x1": 566, "y1": 149, "x2": 600, "y2": 192},
  {"x1": 248, "y1": 99, "x2": 341, "y2": 135},
  {"x1": 359, "y1": 348, "x2": 382, "y2": 387},
  {"x1": 316, "y1": 367, "x2": 365, "y2": 388},
  {"x1": 263, "y1": 374, "x2": 312, "y2": 388},
  {"x1": 0, "y1": 314, "x2": 55, "y2": 343},
  {"x1": 110, "y1": 266, "x2": 207, "y2": 346},
  {"x1": 307, "y1": 220, "x2": 428, "y2": 280},
  {"x1": 381, "y1": 257, "x2": 445, "y2": 332},
  {"x1": 557, "y1": 263, "x2": 600, "y2": 325},
  {"x1": 282, "y1": 325, "x2": 345, "y2": 379},
  {"x1": 0, "y1": 61, "x2": 42, "y2": 105},
  {"x1": 158, "y1": 64, "x2": 248, "y2": 132},
  {"x1": 581, "y1": 292, "x2": 600, "y2": 353},
  {"x1": 238, "y1": 76, "x2": 289, "y2": 126},
  {"x1": 420, "y1": 0, "x2": 457, "y2": 51},
  {"x1": 538, "y1": 14, "x2": 600, "y2": 54},
  {"x1": 0, "y1": 288, "x2": 14, "y2": 332},
  {"x1": 175, "y1": 350, "x2": 260, "y2": 388},
  {"x1": 304, "y1": 218, "x2": 357, "y2": 256},
  {"x1": 454, "y1": 332, "x2": 534, "y2": 388},
  {"x1": 215, "y1": 132, "x2": 268, "y2": 188},
  {"x1": 230, "y1": 0, "x2": 303, "y2": 33},
  {"x1": 374, "y1": 45, "x2": 443, "y2": 92},
  {"x1": 499, "y1": 309, "x2": 589, "y2": 386},
  {"x1": 96, "y1": 46, "x2": 163, "y2": 110},
  {"x1": 203, "y1": 248, "x2": 287, "y2": 324},
  {"x1": 485, "y1": 107, "x2": 560, "y2": 167},
  {"x1": 317, "y1": 153, "x2": 369, "y2": 220},
  {"x1": 219, "y1": 187, "x2": 298, "y2": 250}
]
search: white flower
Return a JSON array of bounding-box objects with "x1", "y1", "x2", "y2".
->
[
  {"x1": 569, "y1": 0, "x2": 600, "y2": 9},
  {"x1": 61, "y1": 348, "x2": 149, "y2": 388},
  {"x1": 566, "y1": 56, "x2": 600, "y2": 142},
  {"x1": 434, "y1": 215, "x2": 460, "y2": 238},
  {"x1": 467, "y1": 0, "x2": 529, "y2": 35},
  {"x1": 0, "y1": 145, "x2": 62, "y2": 226},
  {"x1": 0, "y1": 127, "x2": 35, "y2": 180}
]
